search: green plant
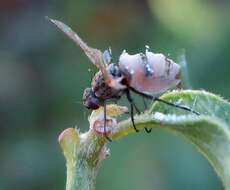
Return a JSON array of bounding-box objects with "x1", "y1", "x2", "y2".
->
[
  {"x1": 47, "y1": 18, "x2": 230, "y2": 190},
  {"x1": 59, "y1": 90, "x2": 230, "y2": 190}
]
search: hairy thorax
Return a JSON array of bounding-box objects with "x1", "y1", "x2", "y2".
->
[{"x1": 91, "y1": 65, "x2": 125, "y2": 101}]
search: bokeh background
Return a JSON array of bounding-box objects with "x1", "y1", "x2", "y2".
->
[{"x1": 1, "y1": 0, "x2": 230, "y2": 189}]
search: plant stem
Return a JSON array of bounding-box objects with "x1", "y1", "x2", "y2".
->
[{"x1": 59, "y1": 128, "x2": 108, "y2": 190}]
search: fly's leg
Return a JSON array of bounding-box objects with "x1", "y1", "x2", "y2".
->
[
  {"x1": 126, "y1": 90, "x2": 139, "y2": 132},
  {"x1": 133, "y1": 102, "x2": 140, "y2": 114},
  {"x1": 103, "y1": 102, "x2": 112, "y2": 142},
  {"x1": 154, "y1": 97, "x2": 200, "y2": 115},
  {"x1": 126, "y1": 89, "x2": 151, "y2": 133},
  {"x1": 142, "y1": 97, "x2": 152, "y2": 133},
  {"x1": 142, "y1": 97, "x2": 147, "y2": 109},
  {"x1": 144, "y1": 127, "x2": 152, "y2": 133},
  {"x1": 129, "y1": 87, "x2": 200, "y2": 116}
]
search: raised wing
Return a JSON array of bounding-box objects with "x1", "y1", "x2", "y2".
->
[{"x1": 46, "y1": 17, "x2": 111, "y2": 83}]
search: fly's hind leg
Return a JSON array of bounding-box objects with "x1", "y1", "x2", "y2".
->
[
  {"x1": 129, "y1": 87, "x2": 200, "y2": 116},
  {"x1": 153, "y1": 97, "x2": 200, "y2": 115}
]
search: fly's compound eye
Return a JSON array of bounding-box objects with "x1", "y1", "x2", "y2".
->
[{"x1": 82, "y1": 88, "x2": 101, "y2": 110}]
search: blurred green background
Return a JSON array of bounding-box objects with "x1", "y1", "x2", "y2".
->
[{"x1": 1, "y1": 0, "x2": 230, "y2": 189}]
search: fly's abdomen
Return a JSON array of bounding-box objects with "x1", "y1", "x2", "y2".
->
[{"x1": 119, "y1": 50, "x2": 181, "y2": 94}]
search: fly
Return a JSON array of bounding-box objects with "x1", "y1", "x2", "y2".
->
[{"x1": 48, "y1": 17, "x2": 200, "y2": 141}]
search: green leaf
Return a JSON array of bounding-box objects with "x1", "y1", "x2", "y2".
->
[
  {"x1": 117, "y1": 90, "x2": 230, "y2": 189},
  {"x1": 58, "y1": 90, "x2": 230, "y2": 190}
]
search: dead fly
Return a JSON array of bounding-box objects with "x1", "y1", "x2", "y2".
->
[{"x1": 48, "y1": 18, "x2": 200, "y2": 141}]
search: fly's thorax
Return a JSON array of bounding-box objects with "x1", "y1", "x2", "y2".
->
[
  {"x1": 118, "y1": 50, "x2": 181, "y2": 94},
  {"x1": 91, "y1": 64, "x2": 126, "y2": 100}
]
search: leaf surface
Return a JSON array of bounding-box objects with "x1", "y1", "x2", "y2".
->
[{"x1": 134, "y1": 90, "x2": 230, "y2": 189}]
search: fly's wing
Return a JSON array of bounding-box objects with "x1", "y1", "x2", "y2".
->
[{"x1": 47, "y1": 17, "x2": 111, "y2": 83}]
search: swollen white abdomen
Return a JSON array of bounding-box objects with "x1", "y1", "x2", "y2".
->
[{"x1": 119, "y1": 50, "x2": 181, "y2": 94}]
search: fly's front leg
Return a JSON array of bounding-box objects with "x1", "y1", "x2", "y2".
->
[{"x1": 103, "y1": 102, "x2": 112, "y2": 142}]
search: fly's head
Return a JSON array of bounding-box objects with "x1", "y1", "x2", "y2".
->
[{"x1": 82, "y1": 88, "x2": 102, "y2": 110}]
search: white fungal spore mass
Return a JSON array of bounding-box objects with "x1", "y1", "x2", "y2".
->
[{"x1": 119, "y1": 50, "x2": 181, "y2": 94}]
